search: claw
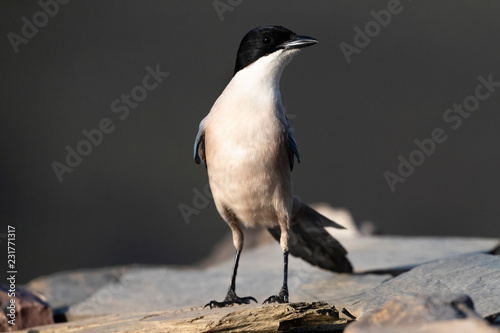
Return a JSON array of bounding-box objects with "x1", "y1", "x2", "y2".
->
[
  {"x1": 204, "y1": 291, "x2": 257, "y2": 309},
  {"x1": 263, "y1": 294, "x2": 287, "y2": 304},
  {"x1": 263, "y1": 285, "x2": 289, "y2": 304},
  {"x1": 204, "y1": 300, "x2": 225, "y2": 309},
  {"x1": 242, "y1": 296, "x2": 258, "y2": 304}
]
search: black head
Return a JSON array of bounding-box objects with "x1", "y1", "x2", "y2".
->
[{"x1": 234, "y1": 25, "x2": 318, "y2": 75}]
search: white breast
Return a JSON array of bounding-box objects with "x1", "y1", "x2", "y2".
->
[{"x1": 204, "y1": 50, "x2": 297, "y2": 227}]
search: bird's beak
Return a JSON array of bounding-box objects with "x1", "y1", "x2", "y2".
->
[{"x1": 282, "y1": 35, "x2": 318, "y2": 49}]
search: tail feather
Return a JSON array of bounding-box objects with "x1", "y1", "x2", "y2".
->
[{"x1": 268, "y1": 196, "x2": 353, "y2": 273}]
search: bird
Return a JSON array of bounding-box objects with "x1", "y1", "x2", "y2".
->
[{"x1": 194, "y1": 25, "x2": 352, "y2": 308}]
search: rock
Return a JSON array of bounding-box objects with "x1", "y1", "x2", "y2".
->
[
  {"x1": 26, "y1": 237, "x2": 499, "y2": 320},
  {"x1": 345, "y1": 294, "x2": 500, "y2": 333},
  {"x1": 333, "y1": 235, "x2": 499, "y2": 273},
  {"x1": 338, "y1": 253, "x2": 500, "y2": 319},
  {"x1": 347, "y1": 294, "x2": 475, "y2": 326},
  {"x1": 65, "y1": 244, "x2": 388, "y2": 318},
  {"x1": 23, "y1": 236, "x2": 500, "y2": 332},
  {"x1": 27, "y1": 266, "x2": 134, "y2": 310},
  {"x1": 196, "y1": 223, "x2": 499, "y2": 275},
  {"x1": 0, "y1": 284, "x2": 53, "y2": 331}
]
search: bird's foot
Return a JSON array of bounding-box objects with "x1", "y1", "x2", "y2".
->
[
  {"x1": 263, "y1": 285, "x2": 289, "y2": 304},
  {"x1": 204, "y1": 289, "x2": 257, "y2": 309}
]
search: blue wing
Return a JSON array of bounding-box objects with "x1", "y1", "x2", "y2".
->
[
  {"x1": 286, "y1": 123, "x2": 300, "y2": 171},
  {"x1": 194, "y1": 117, "x2": 206, "y2": 166}
]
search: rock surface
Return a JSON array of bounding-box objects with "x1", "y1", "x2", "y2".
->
[
  {"x1": 0, "y1": 284, "x2": 53, "y2": 332},
  {"x1": 22, "y1": 235, "x2": 500, "y2": 332},
  {"x1": 338, "y1": 253, "x2": 500, "y2": 319},
  {"x1": 63, "y1": 244, "x2": 388, "y2": 319},
  {"x1": 49, "y1": 236, "x2": 497, "y2": 319},
  {"x1": 330, "y1": 235, "x2": 499, "y2": 273},
  {"x1": 26, "y1": 266, "x2": 133, "y2": 310},
  {"x1": 345, "y1": 294, "x2": 500, "y2": 333}
]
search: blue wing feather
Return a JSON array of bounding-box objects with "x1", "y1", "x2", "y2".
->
[
  {"x1": 194, "y1": 117, "x2": 206, "y2": 166},
  {"x1": 287, "y1": 124, "x2": 300, "y2": 171}
]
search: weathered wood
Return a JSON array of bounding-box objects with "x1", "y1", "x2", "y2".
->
[
  {"x1": 200, "y1": 302, "x2": 350, "y2": 332},
  {"x1": 30, "y1": 302, "x2": 352, "y2": 332}
]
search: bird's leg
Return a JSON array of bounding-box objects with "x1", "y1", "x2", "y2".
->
[
  {"x1": 205, "y1": 213, "x2": 257, "y2": 308},
  {"x1": 263, "y1": 250, "x2": 289, "y2": 304},
  {"x1": 204, "y1": 249, "x2": 258, "y2": 309},
  {"x1": 264, "y1": 222, "x2": 290, "y2": 304}
]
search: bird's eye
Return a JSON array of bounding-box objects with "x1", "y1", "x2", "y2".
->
[{"x1": 262, "y1": 36, "x2": 272, "y2": 45}]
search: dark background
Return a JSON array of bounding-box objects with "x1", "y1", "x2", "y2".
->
[{"x1": 1, "y1": 1, "x2": 499, "y2": 283}]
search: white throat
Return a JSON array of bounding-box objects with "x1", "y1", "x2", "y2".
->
[{"x1": 234, "y1": 49, "x2": 298, "y2": 92}]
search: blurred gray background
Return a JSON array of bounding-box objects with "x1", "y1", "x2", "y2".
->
[{"x1": 1, "y1": 1, "x2": 499, "y2": 283}]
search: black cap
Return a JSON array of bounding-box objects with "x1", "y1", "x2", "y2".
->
[{"x1": 234, "y1": 25, "x2": 318, "y2": 75}]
